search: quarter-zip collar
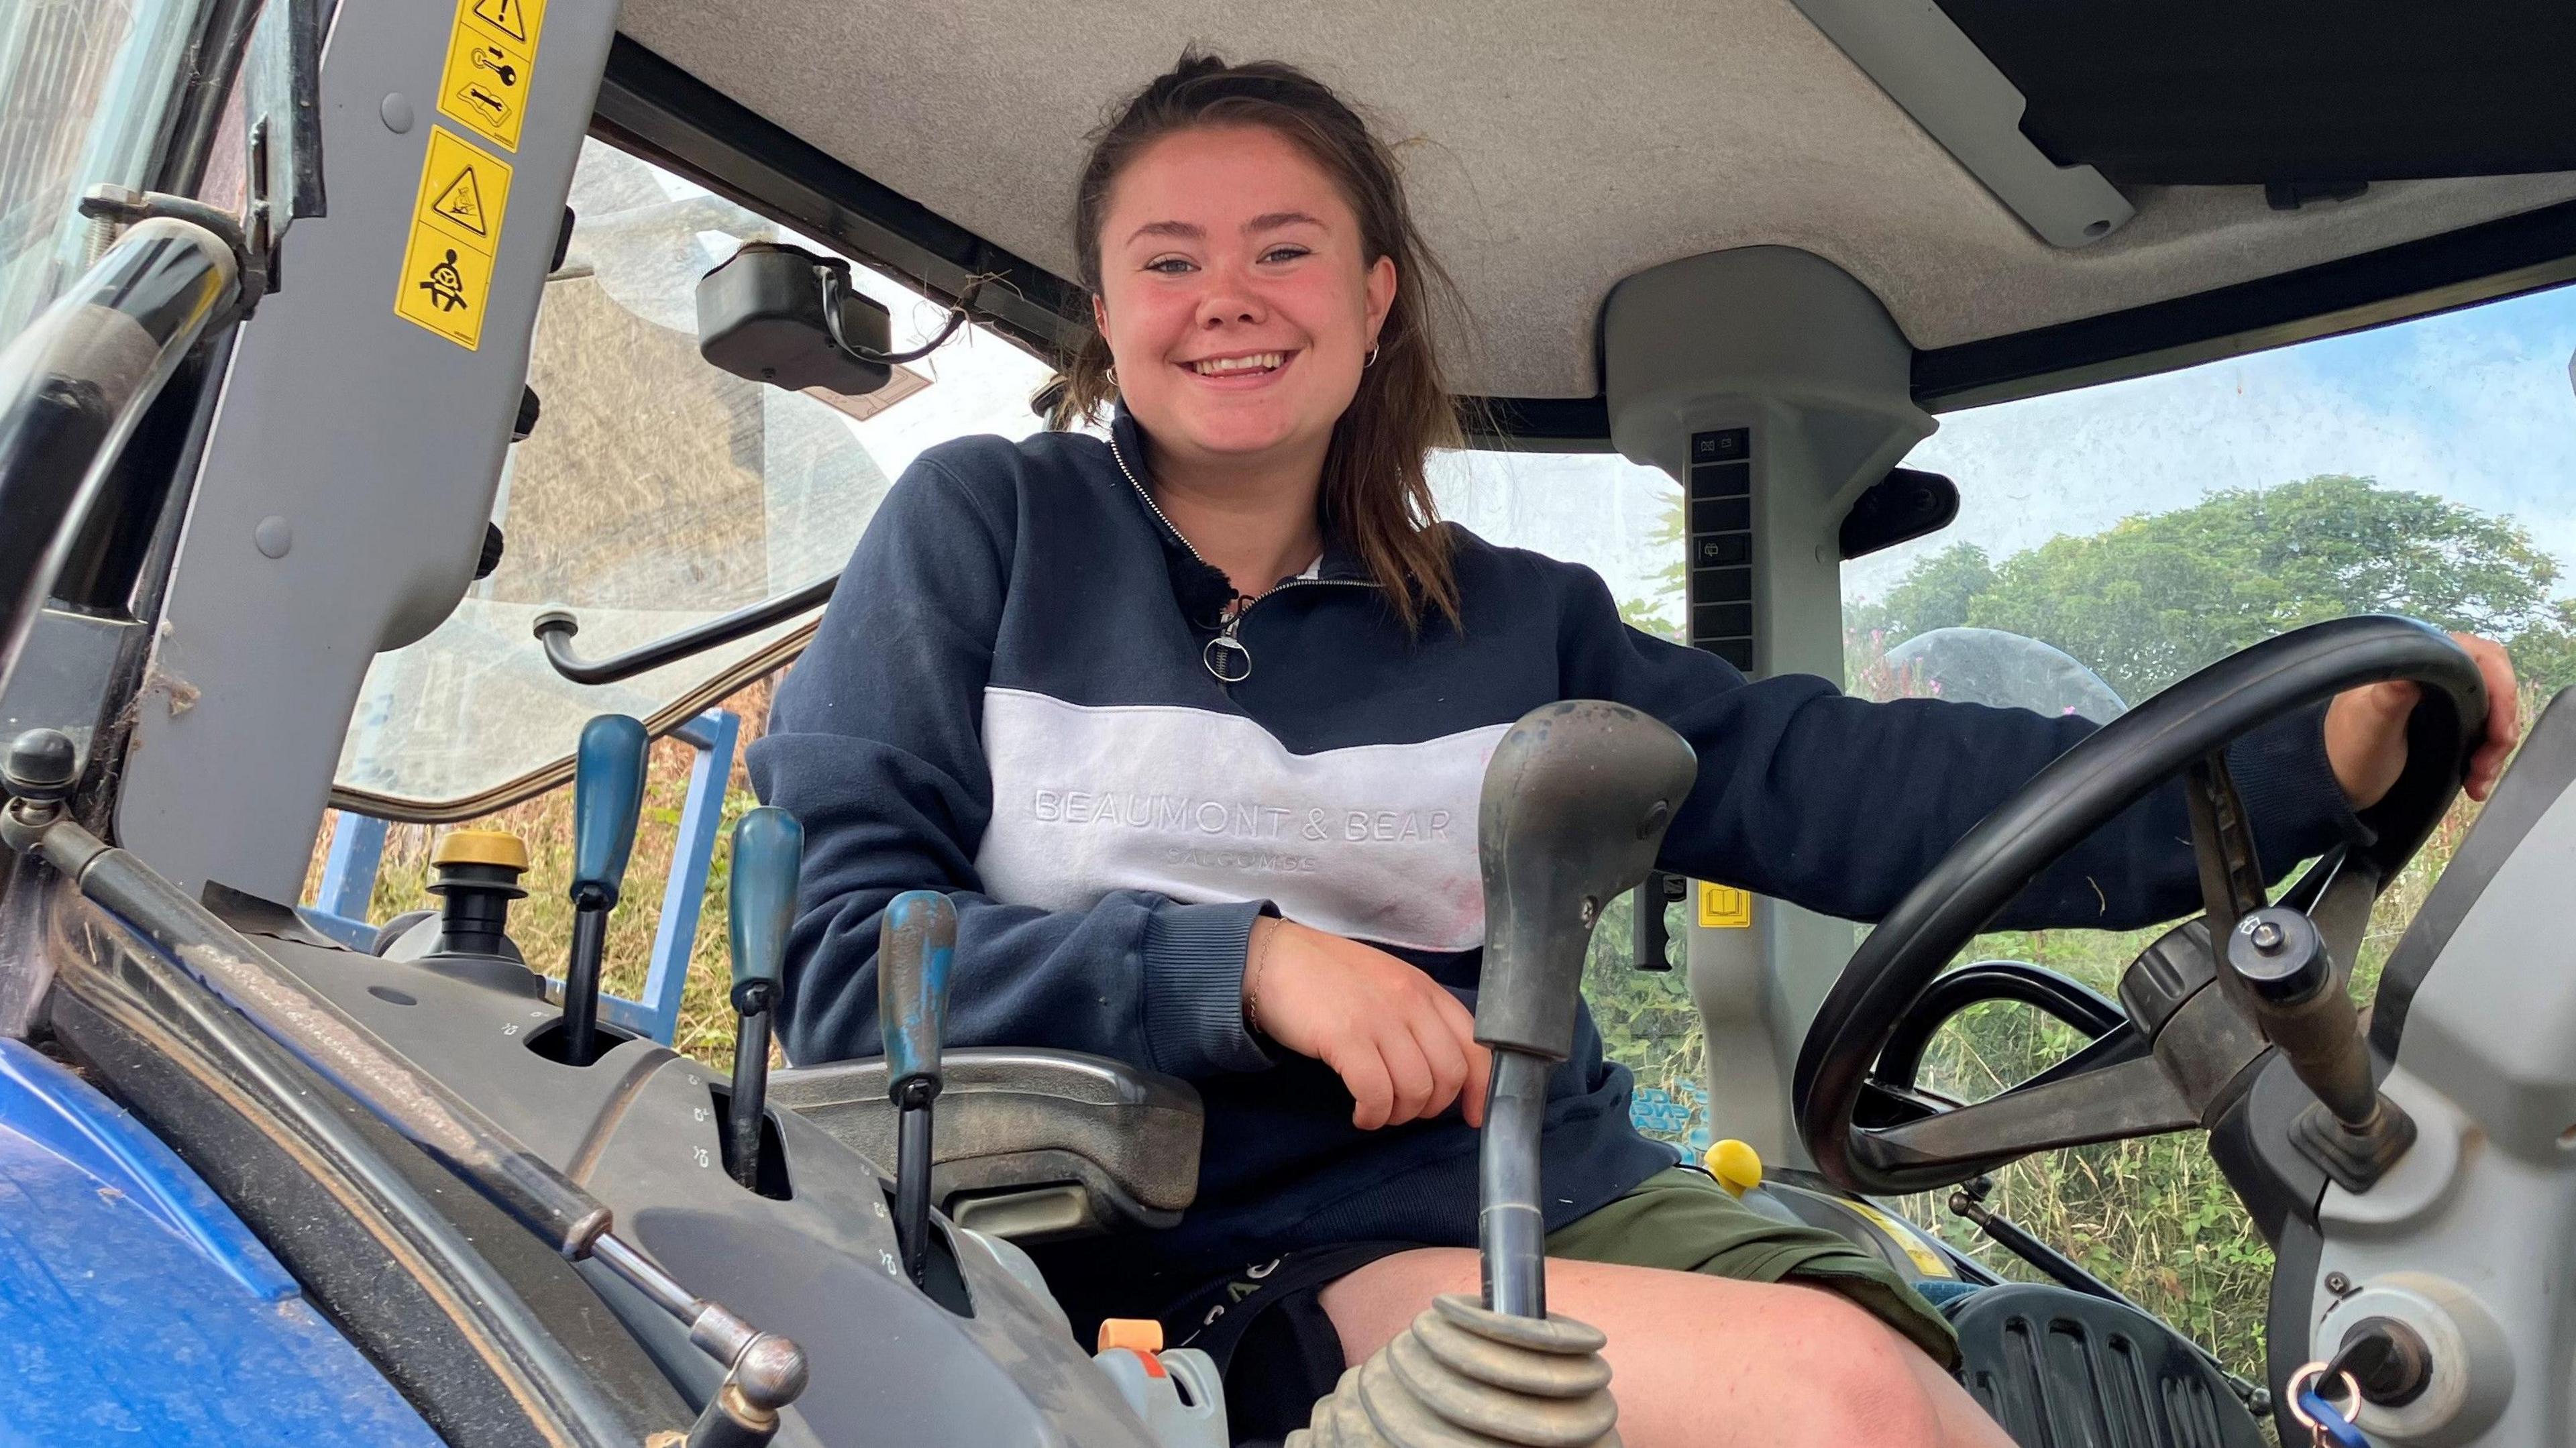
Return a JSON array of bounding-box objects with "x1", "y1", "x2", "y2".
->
[
  {"x1": 1107, "y1": 404, "x2": 1375, "y2": 594},
  {"x1": 1105, "y1": 403, "x2": 1377, "y2": 683}
]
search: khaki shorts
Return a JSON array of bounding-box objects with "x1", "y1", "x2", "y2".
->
[{"x1": 1546, "y1": 1166, "x2": 1961, "y2": 1368}]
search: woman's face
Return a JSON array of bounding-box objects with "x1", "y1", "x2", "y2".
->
[{"x1": 1093, "y1": 124, "x2": 1397, "y2": 476}]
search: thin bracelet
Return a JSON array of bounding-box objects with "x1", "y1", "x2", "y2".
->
[{"x1": 1243, "y1": 924, "x2": 1274, "y2": 1037}]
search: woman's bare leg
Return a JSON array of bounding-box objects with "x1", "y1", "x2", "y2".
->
[{"x1": 1316, "y1": 1248, "x2": 2010, "y2": 1448}]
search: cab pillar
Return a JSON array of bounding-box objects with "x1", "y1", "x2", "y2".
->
[
  {"x1": 113, "y1": 0, "x2": 621, "y2": 897},
  {"x1": 1601, "y1": 246, "x2": 1933, "y2": 1165}
]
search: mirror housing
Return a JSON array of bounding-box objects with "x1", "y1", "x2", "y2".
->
[
  {"x1": 1839, "y1": 466, "x2": 1959, "y2": 561},
  {"x1": 696, "y1": 241, "x2": 892, "y2": 396}
]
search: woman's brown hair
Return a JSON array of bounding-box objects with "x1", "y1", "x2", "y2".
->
[{"x1": 1055, "y1": 52, "x2": 1470, "y2": 631}]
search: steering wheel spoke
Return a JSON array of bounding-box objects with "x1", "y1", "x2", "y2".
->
[
  {"x1": 2185, "y1": 748, "x2": 2271, "y2": 944},
  {"x1": 2274, "y1": 846, "x2": 2383, "y2": 987},
  {"x1": 1852, "y1": 1055, "x2": 2199, "y2": 1191}
]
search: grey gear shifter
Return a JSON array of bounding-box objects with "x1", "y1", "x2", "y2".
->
[{"x1": 1290, "y1": 700, "x2": 1696, "y2": 1448}]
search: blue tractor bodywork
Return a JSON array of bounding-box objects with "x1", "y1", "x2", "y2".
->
[{"x1": 0, "y1": 1037, "x2": 443, "y2": 1447}]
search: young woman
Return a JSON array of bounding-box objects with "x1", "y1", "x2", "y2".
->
[{"x1": 748, "y1": 54, "x2": 2522, "y2": 1447}]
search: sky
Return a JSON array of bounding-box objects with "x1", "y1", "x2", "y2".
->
[
  {"x1": 1419, "y1": 282, "x2": 2576, "y2": 630},
  {"x1": 1848, "y1": 284, "x2": 2576, "y2": 604}
]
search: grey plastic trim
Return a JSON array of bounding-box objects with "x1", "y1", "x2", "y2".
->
[
  {"x1": 1786, "y1": 0, "x2": 2135, "y2": 249},
  {"x1": 2370, "y1": 687, "x2": 2576, "y2": 1058}
]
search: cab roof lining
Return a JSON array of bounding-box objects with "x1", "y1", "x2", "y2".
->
[{"x1": 614, "y1": 0, "x2": 2576, "y2": 404}]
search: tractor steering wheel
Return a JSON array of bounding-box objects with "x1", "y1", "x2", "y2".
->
[{"x1": 1794, "y1": 616, "x2": 2486, "y2": 1197}]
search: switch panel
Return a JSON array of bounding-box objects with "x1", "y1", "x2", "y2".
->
[{"x1": 1686, "y1": 429, "x2": 1755, "y2": 669}]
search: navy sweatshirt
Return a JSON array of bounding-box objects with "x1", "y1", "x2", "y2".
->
[{"x1": 745, "y1": 408, "x2": 2357, "y2": 1279}]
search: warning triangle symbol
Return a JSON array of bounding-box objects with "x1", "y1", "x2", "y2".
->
[
  {"x1": 431, "y1": 166, "x2": 488, "y2": 237},
  {"x1": 472, "y1": 0, "x2": 527, "y2": 43}
]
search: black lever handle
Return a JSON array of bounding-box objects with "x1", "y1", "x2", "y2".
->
[
  {"x1": 878, "y1": 890, "x2": 957, "y2": 1290},
  {"x1": 2224, "y1": 905, "x2": 2415, "y2": 1190},
  {"x1": 1629, "y1": 871, "x2": 1684, "y2": 971}
]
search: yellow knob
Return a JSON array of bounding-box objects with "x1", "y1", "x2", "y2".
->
[
  {"x1": 431, "y1": 828, "x2": 529, "y2": 872},
  {"x1": 1705, "y1": 1138, "x2": 1762, "y2": 1197}
]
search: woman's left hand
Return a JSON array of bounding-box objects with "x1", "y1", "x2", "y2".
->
[{"x1": 2324, "y1": 632, "x2": 2522, "y2": 807}]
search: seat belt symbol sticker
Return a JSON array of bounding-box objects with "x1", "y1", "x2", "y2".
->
[{"x1": 419, "y1": 249, "x2": 468, "y2": 313}]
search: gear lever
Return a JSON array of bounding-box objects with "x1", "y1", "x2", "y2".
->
[
  {"x1": 561, "y1": 714, "x2": 647, "y2": 1066},
  {"x1": 878, "y1": 889, "x2": 956, "y2": 1290},
  {"x1": 724, "y1": 806, "x2": 802, "y2": 1191},
  {"x1": 1473, "y1": 700, "x2": 1698, "y2": 1317},
  {"x1": 1288, "y1": 700, "x2": 1695, "y2": 1448}
]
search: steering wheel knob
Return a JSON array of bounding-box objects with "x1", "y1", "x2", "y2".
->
[{"x1": 2227, "y1": 907, "x2": 2331, "y2": 1005}]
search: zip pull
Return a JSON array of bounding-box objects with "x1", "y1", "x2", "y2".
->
[{"x1": 1204, "y1": 613, "x2": 1252, "y2": 683}]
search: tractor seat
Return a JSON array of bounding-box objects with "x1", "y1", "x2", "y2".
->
[{"x1": 768, "y1": 1049, "x2": 1202, "y2": 1243}]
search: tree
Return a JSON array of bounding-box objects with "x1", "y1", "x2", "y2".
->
[
  {"x1": 1622, "y1": 488, "x2": 1687, "y2": 642},
  {"x1": 1849, "y1": 543, "x2": 1994, "y2": 644},
  {"x1": 1868, "y1": 476, "x2": 2568, "y2": 702}
]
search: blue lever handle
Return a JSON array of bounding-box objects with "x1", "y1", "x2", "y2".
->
[
  {"x1": 877, "y1": 891, "x2": 956, "y2": 1089},
  {"x1": 727, "y1": 807, "x2": 803, "y2": 990},
  {"x1": 569, "y1": 714, "x2": 649, "y2": 906}
]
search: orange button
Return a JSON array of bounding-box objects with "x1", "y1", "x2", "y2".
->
[{"x1": 1097, "y1": 1317, "x2": 1165, "y2": 1355}]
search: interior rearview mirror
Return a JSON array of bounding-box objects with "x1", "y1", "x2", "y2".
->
[
  {"x1": 696, "y1": 241, "x2": 893, "y2": 396},
  {"x1": 1839, "y1": 467, "x2": 1959, "y2": 561}
]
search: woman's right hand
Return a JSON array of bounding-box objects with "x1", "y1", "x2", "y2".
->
[{"x1": 1246, "y1": 917, "x2": 1493, "y2": 1130}]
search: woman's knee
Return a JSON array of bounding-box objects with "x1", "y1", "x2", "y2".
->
[{"x1": 1766, "y1": 1285, "x2": 1951, "y2": 1443}]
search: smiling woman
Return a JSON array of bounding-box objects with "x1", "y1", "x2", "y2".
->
[{"x1": 1051, "y1": 53, "x2": 1470, "y2": 632}]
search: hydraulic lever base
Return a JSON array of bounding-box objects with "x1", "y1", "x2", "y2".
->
[
  {"x1": 1287, "y1": 1294, "x2": 1620, "y2": 1447},
  {"x1": 561, "y1": 903, "x2": 609, "y2": 1066},
  {"x1": 727, "y1": 990, "x2": 774, "y2": 1191},
  {"x1": 892, "y1": 1081, "x2": 937, "y2": 1288},
  {"x1": 2294, "y1": 1099, "x2": 2418, "y2": 1194}
]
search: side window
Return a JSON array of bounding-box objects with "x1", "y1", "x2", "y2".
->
[
  {"x1": 333, "y1": 137, "x2": 1055, "y2": 814},
  {"x1": 1845, "y1": 284, "x2": 2576, "y2": 1380}
]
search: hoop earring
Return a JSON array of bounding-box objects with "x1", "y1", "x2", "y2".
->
[
  {"x1": 1106, "y1": 364, "x2": 1120, "y2": 388},
  {"x1": 1363, "y1": 345, "x2": 1381, "y2": 370}
]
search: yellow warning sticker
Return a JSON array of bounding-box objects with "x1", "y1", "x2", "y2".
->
[
  {"x1": 1842, "y1": 1199, "x2": 1954, "y2": 1279},
  {"x1": 394, "y1": 127, "x2": 513, "y2": 349},
  {"x1": 472, "y1": 0, "x2": 543, "y2": 46},
  {"x1": 393, "y1": 225, "x2": 496, "y2": 347},
  {"x1": 437, "y1": 0, "x2": 546, "y2": 151},
  {"x1": 413, "y1": 128, "x2": 513, "y2": 252},
  {"x1": 1697, "y1": 883, "x2": 1752, "y2": 929}
]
